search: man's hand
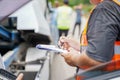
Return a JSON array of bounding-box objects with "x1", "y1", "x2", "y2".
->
[
  {"x1": 58, "y1": 36, "x2": 80, "y2": 51},
  {"x1": 16, "y1": 73, "x2": 23, "y2": 80},
  {"x1": 61, "y1": 47, "x2": 80, "y2": 67},
  {"x1": 61, "y1": 47, "x2": 102, "y2": 67}
]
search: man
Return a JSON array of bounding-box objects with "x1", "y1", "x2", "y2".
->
[
  {"x1": 72, "y1": 4, "x2": 82, "y2": 36},
  {"x1": 56, "y1": 0, "x2": 73, "y2": 37},
  {"x1": 59, "y1": 0, "x2": 120, "y2": 73},
  {"x1": 50, "y1": 0, "x2": 59, "y2": 45}
]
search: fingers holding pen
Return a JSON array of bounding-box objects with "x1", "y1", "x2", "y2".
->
[
  {"x1": 58, "y1": 36, "x2": 66, "y2": 45},
  {"x1": 59, "y1": 35, "x2": 80, "y2": 51},
  {"x1": 58, "y1": 36, "x2": 70, "y2": 50}
]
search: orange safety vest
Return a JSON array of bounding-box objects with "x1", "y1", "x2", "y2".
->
[{"x1": 76, "y1": 0, "x2": 120, "y2": 80}]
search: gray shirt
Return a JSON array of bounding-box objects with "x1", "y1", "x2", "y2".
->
[{"x1": 86, "y1": 0, "x2": 120, "y2": 62}]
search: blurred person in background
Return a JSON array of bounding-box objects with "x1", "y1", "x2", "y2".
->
[
  {"x1": 50, "y1": 1, "x2": 59, "y2": 28},
  {"x1": 50, "y1": 0, "x2": 59, "y2": 45},
  {"x1": 72, "y1": 4, "x2": 82, "y2": 36},
  {"x1": 56, "y1": 0, "x2": 73, "y2": 37}
]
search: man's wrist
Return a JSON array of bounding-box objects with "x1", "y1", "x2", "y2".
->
[{"x1": 72, "y1": 52, "x2": 81, "y2": 67}]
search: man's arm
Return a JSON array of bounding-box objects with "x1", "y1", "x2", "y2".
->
[{"x1": 61, "y1": 48, "x2": 102, "y2": 67}]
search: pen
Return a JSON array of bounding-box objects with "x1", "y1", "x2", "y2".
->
[
  {"x1": 57, "y1": 43, "x2": 63, "y2": 49},
  {"x1": 57, "y1": 44, "x2": 61, "y2": 49}
]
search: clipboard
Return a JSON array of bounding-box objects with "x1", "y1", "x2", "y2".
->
[{"x1": 36, "y1": 44, "x2": 67, "y2": 53}]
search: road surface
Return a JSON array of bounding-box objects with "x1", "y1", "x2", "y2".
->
[{"x1": 50, "y1": 12, "x2": 87, "y2": 80}]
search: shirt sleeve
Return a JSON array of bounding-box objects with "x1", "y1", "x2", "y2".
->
[{"x1": 86, "y1": 8, "x2": 119, "y2": 62}]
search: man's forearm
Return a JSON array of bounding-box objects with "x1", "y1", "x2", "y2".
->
[{"x1": 72, "y1": 52, "x2": 102, "y2": 67}]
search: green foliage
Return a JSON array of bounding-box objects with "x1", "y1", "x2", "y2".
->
[
  {"x1": 48, "y1": 0, "x2": 54, "y2": 5},
  {"x1": 81, "y1": 0, "x2": 90, "y2": 4},
  {"x1": 82, "y1": 4, "x2": 94, "y2": 16},
  {"x1": 49, "y1": 0, "x2": 90, "y2": 6},
  {"x1": 69, "y1": 0, "x2": 81, "y2": 6},
  {"x1": 48, "y1": 0, "x2": 94, "y2": 15},
  {"x1": 69, "y1": 0, "x2": 90, "y2": 6}
]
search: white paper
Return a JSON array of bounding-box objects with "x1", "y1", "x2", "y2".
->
[{"x1": 36, "y1": 44, "x2": 67, "y2": 53}]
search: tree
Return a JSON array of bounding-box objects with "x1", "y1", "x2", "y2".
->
[
  {"x1": 48, "y1": 0, "x2": 90, "y2": 6},
  {"x1": 81, "y1": 0, "x2": 90, "y2": 4}
]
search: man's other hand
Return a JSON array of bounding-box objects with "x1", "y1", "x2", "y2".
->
[{"x1": 16, "y1": 73, "x2": 23, "y2": 80}]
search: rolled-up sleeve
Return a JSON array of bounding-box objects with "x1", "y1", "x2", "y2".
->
[{"x1": 86, "y1": 8, "x2": 119, "y2": 62}]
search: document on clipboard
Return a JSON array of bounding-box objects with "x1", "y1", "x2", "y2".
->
[{"x1": 36, "y1": 44, "x2": 67, "y2": 53}]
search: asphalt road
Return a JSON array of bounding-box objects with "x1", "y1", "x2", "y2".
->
[{"x1": 50, "y1": 12, "x2": 87, "y2": 80}]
